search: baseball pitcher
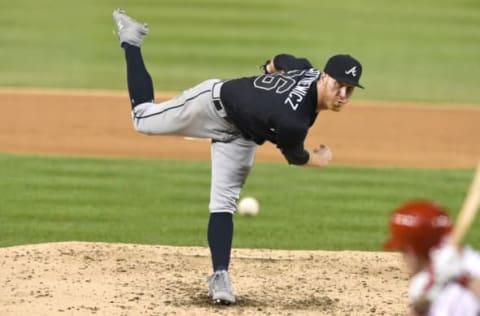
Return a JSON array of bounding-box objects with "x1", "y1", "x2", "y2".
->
[{"x1": 113, "y1": 8, "x2": 364, "y2": 304}]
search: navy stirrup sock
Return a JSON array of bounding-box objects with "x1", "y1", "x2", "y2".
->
[
  {"x1": 122, "y1": 43, "x2": 154, "y2": 109},
  {"x1": 208, "y1": 212, "x2": 233, "y2": 272}
]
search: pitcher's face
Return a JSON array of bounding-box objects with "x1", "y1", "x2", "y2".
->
[{"x1": 317, "y1": 73, "x2": 355, "y2": 112}]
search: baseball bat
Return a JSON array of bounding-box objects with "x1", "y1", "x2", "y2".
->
[{"x1": 451, "y1": 160, "x2": 480, "y2": 246}]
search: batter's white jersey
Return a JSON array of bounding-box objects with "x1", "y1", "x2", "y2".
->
[{"x1": 428, "y1": 247, "x2": 480, "y2": 316}]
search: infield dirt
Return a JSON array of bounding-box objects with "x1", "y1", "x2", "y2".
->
[{"x1": 1, "y1": 89, "x2": 479, "y2": 315}]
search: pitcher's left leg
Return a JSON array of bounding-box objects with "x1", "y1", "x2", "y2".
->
[{"x1": 207, "y1": 137, "x2": 256, "y2": 304}]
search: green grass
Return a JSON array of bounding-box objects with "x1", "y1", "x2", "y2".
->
[
  {"x1": 1, "y1": 153, "x2": 478, "y2": 250},
  {"x1": 0, "y1": 0, "x2": 480, "y2": 104}
]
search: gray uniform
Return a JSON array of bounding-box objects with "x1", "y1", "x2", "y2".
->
[{"x1": 131, "y1": 79, "x2": 256, "y2": 214}]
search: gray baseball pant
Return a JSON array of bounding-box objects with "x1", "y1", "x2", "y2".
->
[{"x1": 131, "y1": 79, "x2": 256, "y2": 213}]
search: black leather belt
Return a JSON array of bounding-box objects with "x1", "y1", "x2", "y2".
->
[
  {"x1": 213, "y1": 99, "x2": 224, "y2": 112},
  {"x1": 212, "y1": 81, "x2": 231, "y2": 123}
]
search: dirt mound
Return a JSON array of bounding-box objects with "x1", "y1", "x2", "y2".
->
[{"x1": 0, "y1": 242, "x2": 408, "y2": 316}]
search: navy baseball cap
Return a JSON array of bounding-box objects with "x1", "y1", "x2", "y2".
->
[{"x1": 323, "y1": 54, "x2": 364, "y2": 89}]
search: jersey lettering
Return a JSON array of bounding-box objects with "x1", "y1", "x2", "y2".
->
[
  {"x1": 285, "y1": 90, "x2": 304, "y2": 110},
  {"x1": 284, "y1": 69, "x2": 320, "y2": 111}
]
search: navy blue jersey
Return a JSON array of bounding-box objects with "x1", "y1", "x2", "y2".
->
[{"x1": 220, "y1": 54, "x2": 319, "y2": 165}]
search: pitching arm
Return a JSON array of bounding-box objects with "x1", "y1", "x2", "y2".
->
[{"x1": 305, "y1": 145, "x2": 332, "y2": 167}]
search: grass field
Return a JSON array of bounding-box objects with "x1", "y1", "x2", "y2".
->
[
  {"x1": 1, "y1": 0, "x2": 480, "y2": 103},
  {"x1": 1, "y1": 1, "x2": 478, "y2": 254},
  {"x1": 1, "y1": 153, "x2": 478, "y2": 249}
]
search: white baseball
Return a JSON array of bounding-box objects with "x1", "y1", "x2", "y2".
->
[{"x1": 237, "y1": 197, "x2": 259, "y2": 216}]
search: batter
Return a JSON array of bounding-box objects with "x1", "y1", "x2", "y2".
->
[
  {"x1": 384, "y1": 200, "x2": 480, "y2": 315},
  {"x1": 113, "y1": 8, "x2": 364, "y2": 304}
]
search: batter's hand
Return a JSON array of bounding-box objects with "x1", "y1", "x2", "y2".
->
[
  {"x1": 307, "y1": 144, "x2": 332, "y2": 167},
  {"x1": 409, "y1": 243, "x2": 466, "y2": 314},
  {"x1": 429, "y1": 239, "x2": 463, "y2": 285}
]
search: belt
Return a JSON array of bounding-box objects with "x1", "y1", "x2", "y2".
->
[{"x1": 212, "y1": 81, "x2": 228, "y2": 119}]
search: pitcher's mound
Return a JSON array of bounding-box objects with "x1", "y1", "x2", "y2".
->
[{"x1": 0, "y1": 242, "x2": 409, "y2": 315}]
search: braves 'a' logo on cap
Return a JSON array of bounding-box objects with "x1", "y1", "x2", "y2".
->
[{"x1": 345, "y1": 66, "x2": 357, "y2": 77}]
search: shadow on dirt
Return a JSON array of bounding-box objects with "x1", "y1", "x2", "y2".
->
[{"x1": 171, "y1": 286, "x2": 338, "y2": 312}]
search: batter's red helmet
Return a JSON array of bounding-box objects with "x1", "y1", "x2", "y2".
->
[{"x1": 384, "y1": 200, "x2": 453, "y2": 259}]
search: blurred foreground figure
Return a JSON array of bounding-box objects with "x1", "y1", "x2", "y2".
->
[{"x1": 384, "y1": 200, "x2": 480, "y2": 316}]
